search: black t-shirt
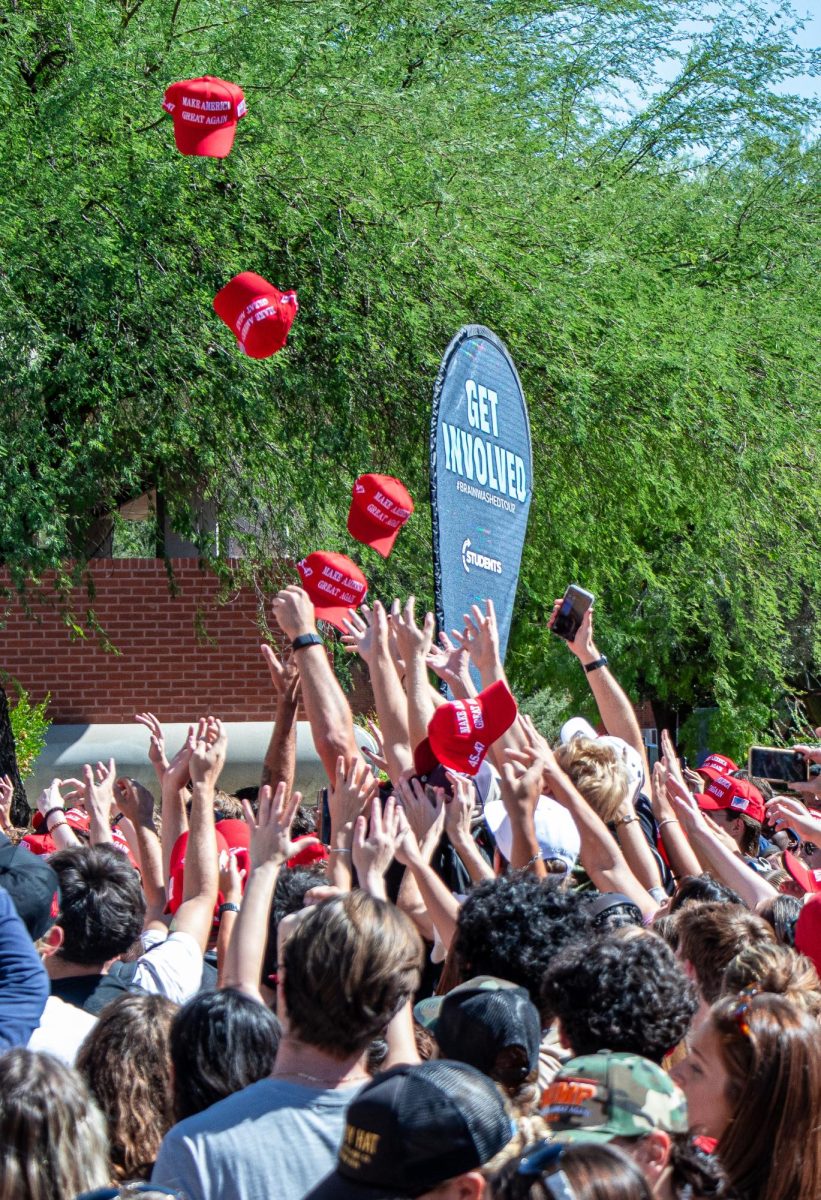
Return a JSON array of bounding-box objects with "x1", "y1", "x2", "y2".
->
[{"x1": 49, "y1": 960, "x2": 141, "y2": 1014}]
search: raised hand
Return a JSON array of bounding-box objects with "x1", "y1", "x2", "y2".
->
[
  {"x1": 84, "y1": 758, "x2": 117, "y2": 822},
  {"x1": 361, "y1": 720, "x2": 389, "y2": 776},
  {"x1": 218, "y1": 850, "x2": 246, "y2": 905},
  {"x1": 260, "y1": 644, "x2": 300, "y2": 704},
  {"x1": 270, "y1": 585, "x2": 317, "y2": 641},
  {"x1": 454, "y1": 600, "x2": 500, "y2": 677},
  {"x1": 189, "y1": 717, "x2": 228, "y2": 788},
  {"x1": 165, "y1": 725, "x2": 197, "y2": 792},
  {"x1": 329, "y1": 755, "x2": 379, "y2": 836},
  {"x1": 426, "y1": 631, "x2": 470, "y2": 690},
  {"x1": 394, "y1": 774, "x2": 444, "y2": 847},
  {"x1": 766, "y1": 797, "x2": 821, "y2": 841},
  {"x1": 547, "y1": 597, "x2": 597, "y2": 664},
  {"x1": 352, "y1": 795, "x2": 402, "y2": 898},
  {"x1": 341, "y1": 604, "x2": 379, "y2": 666},
  {"x1": 443, "y1": 771, "x2": 476, "y2": 845},
  {"x1": 392, "y1": 596, "x2": 435, "y2": 666},
  {"x1": 36, "y1": 778, "x2": 66, "y2": 818},
  {"x1": 114, "y1": 777, "x2": 156, "y2": 826},
  {"x1": 135, "y1": 712, "x2": 169, "y2": 780},
  {"x1": 386, "y1": 599, "x2": 407, "y2": 675},
  {"x1": 0, "y1": 774, "x2": 13, "y2": 832},
  {"x1": 243, "y1": 782, "x2": 316, "y2": 869}
]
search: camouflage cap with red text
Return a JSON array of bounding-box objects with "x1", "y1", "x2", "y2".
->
[{"x1": 541, "y1": 1051, "x2": 688, "y2": 1144}]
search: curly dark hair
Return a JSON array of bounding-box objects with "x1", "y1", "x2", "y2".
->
[
  {"x1": 540, "y1": 931, "x2": 697, "y2": 1063},
  {"x1": 49, "y1": 846, "x2": 146, "y2": 965},
  {"x1": 77, "y1": 992, "x2": 177, "y2": 1180},
  {"x1": 453, "y1": 874, "x2": 593, "y2": 1002},
  {"x1": 171, "y1": 988, "x2": 281, "y2": 1122}
]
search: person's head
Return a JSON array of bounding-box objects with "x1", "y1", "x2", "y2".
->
[
  {"x1": 304, "y1": 1060, "x2": 515, "y2": 1200},
  {"x1": 44, "y1": 846, "x2": 145, "y2": 967},
  {"x1": 453, "y1": 875, "x2": 593, "y2": 1003},
  {"x1": 488, "y1": 1141, "x2": 652, "y2": 1200},
  {"x1": 261, "y1": 864, "x2": 329, "y2": 989},
  {"x1": 76, "y1": 993, "x2": 177, "y2": 1180},
  {"x1": 0, "y1": 1048, "x2": 110, "y2": 1200},
  {"x1": 587, "y1": 892, "x2": 643, "y2": 933},
  {"x1": 540, "y1": 1051, "x2": 723, "y2": 1200},
  {"x1": 756, "y1": 892, "x2": 801, "y2": 945},
  {"x1": 0, "y1": 844, "x2": 60, "y2": 941},
  {"x1": 540, "y1": 932, "x2": 697, "y2": 1063},
  {"x1": 553, "y1": 739, "x2": 629, "y2": 825},
  {"x1": 170, "y1": 987, "x2": 281, "y2": 1121},
  {"x1": 696, "y1": 777, "x2": 765, "y2": 857},
  {"x1": 414, "y1": 978, "x2": 541, "y2": 1102},
  {"x1": 671, "y1": 992, "x2": 821, "y2": 1200},
  {"x1": 282, "y1": 891, "x2": 423, "y2": 1057},
  {"x1": 720, "y1": 942, "x2": 821, "y2": 1018},
  {"x1": 674, "y1": 901, "x2": 774, "y2": 1005},
  {"x1": 668, "y1": 874, "x2": 743, "y2": 913}
]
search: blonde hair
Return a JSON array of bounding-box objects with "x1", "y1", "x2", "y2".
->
[
  {"x1": 722, "y1": 942, "x2": 821, "y2": 1018},
  {"x1": 554, "y1": 737, "x2": 629, "y2": 823},
  {"x1": 0, "y1": 1049, "x2": 110, "y2": 1200}
]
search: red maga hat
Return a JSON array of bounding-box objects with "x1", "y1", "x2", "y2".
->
[
  {"x1": 213, "y1": 272, "x2": 298, "y2": 359},
  {"x1": 783, "y1": 849, "x2": 821, "y2": 895},
  {"x1": 296, "y1": 552, "x2": 368, "y2": 631},
  {"x1": 162, "y1": 75, "x2": 247, "y2": 158},
  {"x1": 696, "y1": 775, "x2": 765, "y2": 824},
  {"x1": 166, "y1": 828, "x2": 230, "y2": 916},
  {"x1": 347, "y1": 474, "x2": 414, "y2": 557},
  {"x1": 696, "y1": 753, "x2": 738, "y2": 784},
  {"x1": 414, "y1": 680, "x2": 518, "y2": 777},
  {"x1": 795, "y1": 894, "x2": 821, "y2": 973}
]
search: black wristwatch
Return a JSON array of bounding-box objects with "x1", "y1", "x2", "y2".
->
[
  {"x1": 584, "y1": 655, "x2": 609, "y2": 674},
  {"x1": 291, "y1": 633, "x2": 323, "y2": 651}
]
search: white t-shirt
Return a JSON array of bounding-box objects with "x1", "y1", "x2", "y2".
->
[
  {"x1": 28, "y1": 994, "x2": 98, "y2": 1064},
  {"x1": 132, "y1": 929, "x2": 204, "y2": 1004}
]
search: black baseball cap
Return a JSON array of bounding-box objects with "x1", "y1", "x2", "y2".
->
[
  {"x1": 304, "y1": 1061, "x2": 514, "y2": 1200},
  {"x1": 415, "y1": 979, "x2": 541, "y2": 1087},
  {"x1": 0, "y1": 843, "x2": 60, "y2": 940}
]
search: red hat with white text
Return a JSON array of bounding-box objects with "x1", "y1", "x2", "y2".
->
[
  {"x1": 213, "y1": 272, "x2": 298, "y2": 359},
  {"x1": 297, "y1": 552, "x2": 368, "y2": 631},
  {"x1": 696, "y1": 775, "x2": 765, "y2": 824},
  {"x1": 347, "y1": 474, "x2": 414, "y2": 557},
  {"x1": 414, "y1": 681, "x2": 518, "y2": 777},
  {"x1": 162, "y1": 75, "x2": 247, "y2": 157},
  {"x1": 783, "y1": 850, "x2": 821, "y2": 895},
  {"x1": 696, "y1": 753, "x2": 739, "y2": 784}
]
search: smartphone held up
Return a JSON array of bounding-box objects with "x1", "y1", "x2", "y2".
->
[
  {"x1": 551, "y1": 585, "x2": 595, "y2": 642},
  {"x1": 748, "y1": 746, "x2": 809, "y2": 786}
]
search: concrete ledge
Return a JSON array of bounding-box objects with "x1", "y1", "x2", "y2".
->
[{"x1": 27, "y1": 722, "x2": 377, "y2": 804}]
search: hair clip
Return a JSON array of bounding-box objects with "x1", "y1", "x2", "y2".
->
[{"x1": 732, "y1": 985, "x2": 761, "y2": 1038}]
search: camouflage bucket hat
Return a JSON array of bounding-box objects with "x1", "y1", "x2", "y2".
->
[{"x1": 540, "y1": 1051, "x2": 688, "y2": 1144}]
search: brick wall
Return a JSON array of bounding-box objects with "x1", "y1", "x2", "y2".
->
[{"x1": 1, "y1": 559, "x2": 372, "y2": 724}]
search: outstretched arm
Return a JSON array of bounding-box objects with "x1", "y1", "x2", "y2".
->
[
  {"x1": 343, "y1": 602, "x2": 413, "y2": 783},
  {"x1": 171, "y1": 718, "x2": 223, "y2": 954},
  {"x1": 260, "y1": 644, "x2": 300, "y2": 795},
  {"x1": 271, "y1": 586, "x2": 359, "y2": 782},
  {"x1": 548, "y1": 598, "x2": 650, "y2": 785}
]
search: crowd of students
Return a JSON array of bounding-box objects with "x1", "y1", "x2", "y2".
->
[{"x1": 0, "y1": 585, "x2": 819, "y2": 1200}]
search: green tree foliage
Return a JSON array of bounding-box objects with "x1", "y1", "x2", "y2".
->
[{"x1": 0, "y1": 0, "x2": 818, "y2": 750}]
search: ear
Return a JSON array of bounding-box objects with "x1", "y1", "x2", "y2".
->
[
  {"x1": 632, "y1": 1130, "x2": 671, "y2": 1185},
  {"x1": 426, "y1": 1171, "x2": 486, "y2": 1200},
  {"x1": 39, "y1": 925, "x2": 64, "y2": 959}
]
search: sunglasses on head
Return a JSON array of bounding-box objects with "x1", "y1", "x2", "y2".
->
[{"x1": 517, "y1": 1142, "x2": 577, "y2": 1200}]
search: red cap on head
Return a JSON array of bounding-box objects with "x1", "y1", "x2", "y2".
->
[
  {"x1": 347, "y1": 474, "x2": 414, "y2": 558},
  {"x1": 213, "y1": 272, "x2": 298, "y2": 359},
  {"x1": 25, "y1": 809, "x2": 136, "y2": 867},
  {"x1": 167, "y1": 829, "x2": 230, "y2": 915},
  {"x1": 784, "y1": 850, "x2": 821, "y2": 895},
  {"x1": 216, "y1": 819, "x2": 251, "y2": 882},
  {"x1": 162, "y1": 75, "x2": 247, "y2": 158},
  {"x1": 696, "y1": 775, "x2": 765, "y2": 824},
  {"x1": 795, "y1": 894, "x2": 821, "y2": 974},
  {"x1": 287, "y1": 837, "x2": 330, "y2": 868},
  {"x1": 418, "y1": 680, "x2": 518, "y2": 776},
  {"x1": 296, "y1": 552, "x2": 368, "y2": 631},
  {"x1": 696, "y1": 753, "x2": 739, "y2": 784}
]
